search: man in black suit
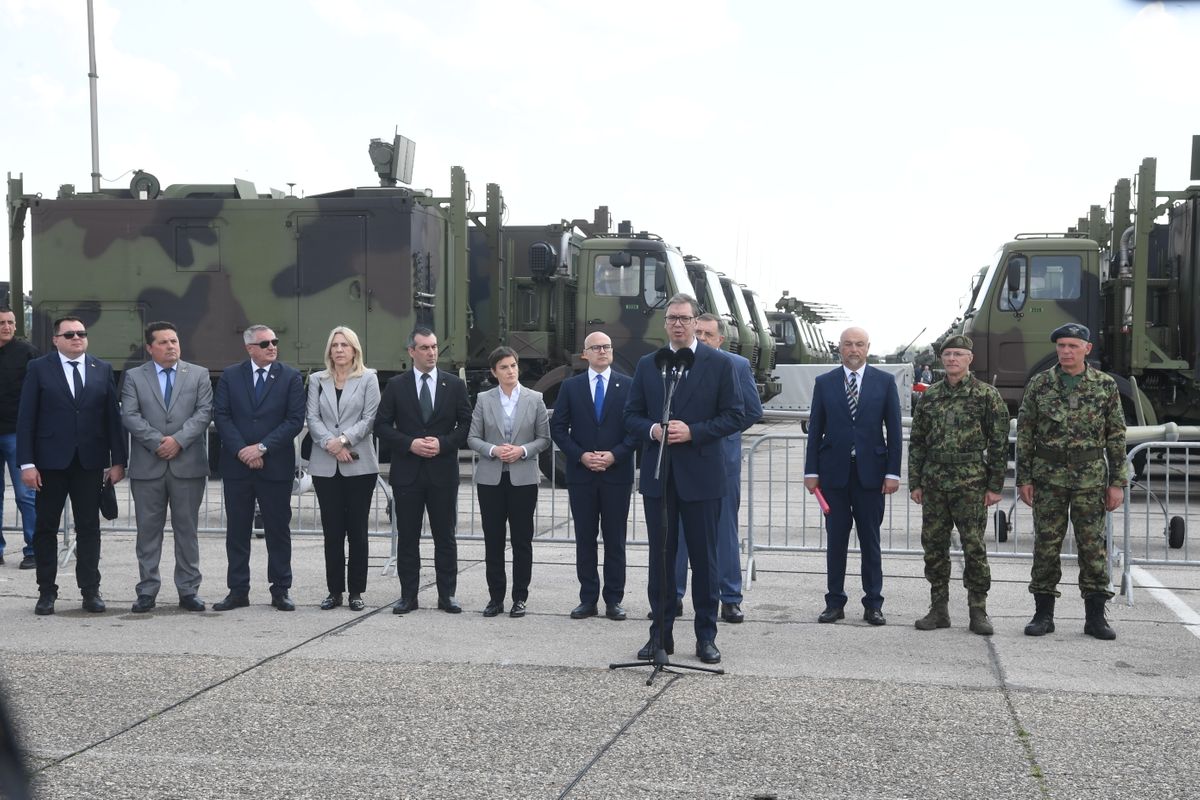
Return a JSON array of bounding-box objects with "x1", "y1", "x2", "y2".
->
[
  {"x1": 18, "y1": 316, "x2": 126, "y2": 615},
  {"x1": 625, "y1": 294, "x2": 745, "y2": 665},
  {"x1": 550, "y1": 331, "x2": 638, "y2": 621},
  {"x1": 374, "y1": 327, "x2": 471, "y2": 614},
  {"x1": 212, "y1": 325, "x2": 305, "y2": 611}
]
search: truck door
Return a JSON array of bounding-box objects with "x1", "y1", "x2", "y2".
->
[
  {"x1": 294, "y1": 215, "x2": 368, "y2": 367},
  {"x1": 582, "y1": 251, "x2": 665, "y2": 374}
]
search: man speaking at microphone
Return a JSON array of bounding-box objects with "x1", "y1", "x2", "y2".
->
[{"x1": 625, "y1": 293, "x2": 745, "y2": 664}]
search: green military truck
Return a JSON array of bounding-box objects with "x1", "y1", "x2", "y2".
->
[
  {"x1": 768, "y1": 292, "x2": 837, "y2": 365},
  {"x1": 953, "y1": 141, "x2": 1200, "y2": 431}
]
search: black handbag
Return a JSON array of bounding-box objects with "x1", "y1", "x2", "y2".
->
[{"x1": 99, "y1": 478, "x2": 119, "y2": 521}]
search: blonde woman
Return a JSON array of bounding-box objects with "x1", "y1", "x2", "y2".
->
[{"x1": 306, "y1": 327, "x2": 380, "y2": 611}]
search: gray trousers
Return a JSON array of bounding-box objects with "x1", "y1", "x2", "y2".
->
[{"x1": 131, "y1": 474, "x2": 205, "y2": 598}]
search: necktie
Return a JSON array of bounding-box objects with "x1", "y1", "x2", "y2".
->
[
  {"x1": 163, "y1": 367, "x2": 174, "y2": 408},
  {"x1": 594, "y1": 374, "x2": 605, "y2": 422},
  {"x1": 419, "y1": 373, "x2": 433, "y2": 423},
  {"x1": 69, "y1": 361, "x2": 83, "y2": 399},
  {"x1": 846, "y1": 372, "x2": 858, "y2": 419},
  {"x1": 254, "y1": 368, "x2": 267, "y2": 403}
]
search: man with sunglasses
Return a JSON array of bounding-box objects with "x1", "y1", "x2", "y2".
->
[
  {"x1": 212, "y1": 325, "x2": 304, "y2": 611},
  {"x1": 18, "y1": 317, "x2": 126, "y2": 615}
]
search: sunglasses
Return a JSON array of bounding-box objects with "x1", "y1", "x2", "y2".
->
[
  {"x1": 253, "y1": 339, "x2": 280, "y2": 349},
  {"x1": 55, "y1": 330, "x2": 88, "y2": 339}
]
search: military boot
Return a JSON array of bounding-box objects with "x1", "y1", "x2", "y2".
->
[
  {"x1": 968, "y1": 592, "x2": 993, "y2": 636},
  {"x1": 1023, "y1": 593, "x2": 1055, "y2": 636},
  {"x1": 914, "y1": 601, "x2": 950, "y2": 630},
  {"x1": 1083, "y1": 593, "x2": 1116, "y2": 640}
]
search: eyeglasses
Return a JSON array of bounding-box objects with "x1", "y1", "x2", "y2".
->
[
  {"x1": 585, "y1": 344, "x2": 613, "y2": 353},
  {"x1": 55, "y1": 330, "x2": 88, "y2": 339},
  {"x1": 665, "y1": 315, "x2": 695, "y2": 325},
  {"x1": 253, "y1": 339, "x2": 280, "y2": 349}
]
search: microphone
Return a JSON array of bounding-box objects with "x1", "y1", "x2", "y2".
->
[
  {"x1": 672, "y1": 348, "x2": 695, "y2": 374},
  {"x1": 653, "y1": 347, "x2": 674, "y2": 374}
]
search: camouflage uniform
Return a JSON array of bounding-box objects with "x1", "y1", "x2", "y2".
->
[
  {"x1": 1016, "y1": 365, "x2": 1127, "y2": 599},
  {"x1": 909, "y1": 373, "x2": 1008, "y2": 610}
]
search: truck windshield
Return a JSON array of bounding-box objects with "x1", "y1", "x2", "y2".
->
[
  {"x1": 700, "y1": 267, "x2": 733, "y2": 317},
  {"x1": 726, "y1": 281, "x2": 754, "y2": 328},
  {"x1": 665, "y1": 251, "x2": 692, "y2": 306},
  {"x1": 746, "y1": 292, "x2": 770, "y2": 334}
]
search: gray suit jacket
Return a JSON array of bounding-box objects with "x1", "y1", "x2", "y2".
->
[
  {"x1": 305, "y1": 368, "x2": 381, "y2": 477},
  {"x1": 121, "y1": 359, "x2": 213, "y2": 480},
  {"x1": 468, "y1": 386, "x2": 550, "y2": 486}
]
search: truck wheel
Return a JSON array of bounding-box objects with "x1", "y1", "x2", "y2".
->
[
  {"x1": 1168, "y1": 516, "x2": 1186, "y2": 549},
  {"x1": 994, "y1": 510, "x2": 1008, "y2": 543}
]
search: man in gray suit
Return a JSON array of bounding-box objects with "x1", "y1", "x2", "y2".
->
[{"x1": 121, "y1": 322, "x2": 213, "y2": 613}]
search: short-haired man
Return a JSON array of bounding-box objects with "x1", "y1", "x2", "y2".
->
[
  {"x1": 121, "y1": 322, "x2": 213, "y2": 613},
  {"x1": 550, "y1": 330, "x2": 639, "y2": 621},
  {"x1": 1017, "y1": 323, "x2": 1126, "y2": 640},
  {"x1": 19, "y1": 316, "x2": 126, "y2": 614},
  {"x1": 212, "y1": 325, "x2": 305, "y2": 611},
  {"x1": 0, "y1": 306, "x2": 38, "y2": 569}
]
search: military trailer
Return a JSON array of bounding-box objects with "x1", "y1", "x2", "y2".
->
[{"x1": 953, "y1": 142, "x2": 1200, "y2": 428}]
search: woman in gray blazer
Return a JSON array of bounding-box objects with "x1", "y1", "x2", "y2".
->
[
  {"x1": 468, "y1": 347, "x2": 550, "y2": 618},
  {"x1": 306, "y1": 326, "x2": 381, "y2": 612}
]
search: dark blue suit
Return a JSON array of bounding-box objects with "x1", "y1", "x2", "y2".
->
[
  {"x1": 804, "y1": 365, "x2": 902, "y2": 610},
  {"x1": 550, "y1": 368, "x2": 638, "y2": 607},
  {"x1": 676, "y1": 351, "x2": 763, "y2": 603},
  {"x1": 17, "y1": 352, "x2": 127, "y2": 595},
  {"x1": 214, "y1": 359, "x2": 305, "y2": 597},
  {"x1": 625, "y1": 342, "x2": 744, "y2": 645}
]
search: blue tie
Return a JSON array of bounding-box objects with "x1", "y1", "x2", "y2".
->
[
  {"x1": 163, "y1": 367, "x2": 174, "y2": 408},
  {"x1": 594, "y1": 374, "x2": 605, "y2": 422},
  {"x1": 254, "y1": 368, "x2": 267, "y2": 403}
]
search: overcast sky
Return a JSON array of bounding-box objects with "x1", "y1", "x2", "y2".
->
[{"x1": 3, "y1": 0, "x2": 1197, "y2": 353}]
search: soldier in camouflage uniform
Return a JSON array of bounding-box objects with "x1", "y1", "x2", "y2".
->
[
  {"x1": 908, "y1": 335, "x2": 1008, "y2": 635},
  {"x1": 1017, "y1": 323, "x2": 1126, "y2": 640}
]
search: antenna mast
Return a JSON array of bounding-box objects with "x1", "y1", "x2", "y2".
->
[{"x1": 87, "y1": 0, "x2": 101, "y2": 192}]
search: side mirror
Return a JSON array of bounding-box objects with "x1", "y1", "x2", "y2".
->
[
  {"x1": 608, "y1": 251, "x2": 632, "y2": 268},
  {"x1": 1006, "y1": 256, "x2": 1025, "y2": 294}
]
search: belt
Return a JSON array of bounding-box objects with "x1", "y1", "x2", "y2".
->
[
  {"x1": 927, "y1": 450, "x2": 984, "y2": 465},
  {"x1": 1035, "y1": 446, "x2": 1104, "y2": 465}
]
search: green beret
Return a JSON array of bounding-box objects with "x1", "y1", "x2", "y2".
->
[
  {"x1": 1050, "y1": 323, "x2": 1090, "y2": 342},
  {"x1": 939, "y1": 334, "x2": 974, "y2": 354}
]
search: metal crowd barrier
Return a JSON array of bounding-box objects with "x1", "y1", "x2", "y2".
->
[{"x1": 1118, "y1": 441, "x2": 1198, "y2": 605}]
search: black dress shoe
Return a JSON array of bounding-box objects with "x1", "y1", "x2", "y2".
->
[
  {"x1": 570, "y1": 603, "x2": 598, "y2": 619},
  {"x1": 721, "y1": 602, "x2": 745, "y2": 623},
  {"x1": 178, "y1": 595, "x2": 206, "y2": 612},
  {"x1": 863, "y1": 608, "x2": 886, "y2": 626},
  {"x1": 348, "y1": 594, "x2": 365, "y2": 612},
  {"x1": 646, "y1": 598, "x2": 685, "y2": 620},
  {"x1": 34, "y1": 592, "x2": 55, "y2": 616},
  {"x1": 509, "y1": 600, "x2": 527, "y2": 618},
  {"x1": 392, "y1": 597, "x2": 418, "y2": 615},
  {"x1": 320, "y1": 593, "x2": 343, "y2": 610},
  {"x1": 482, "y1": 600, "x2": 504, "y2": 617},
  {"x1": 696, "y1": 640, "x2": 721, "y2": 664},
  {"x1": 637, "y1": 636, "x2": 675, "y2": 660},
  {"x1": 437, "y1": 596, "x2": 462, "y2": 614},
  {"x1": 818, "y1": 606, "x2": 845, "y2": 624},
  {"x1": 81, "y1": 593, "x2": 106, "y2": 613},
  {"x1": 131, "y1": 594, "x2": 156, "y2": 613},
  {"x1": 19, "y1": 555, "x2": 36, "y2": 570},
  {"x1": 213, "y1": 593, "x2": 250, "y2": 611},
  {"x1": 605, "y1": 604, "x2": 627, "y2": 621},
  {"x1": 271, "y1": 594, "x2": 296, "y2": 612}
]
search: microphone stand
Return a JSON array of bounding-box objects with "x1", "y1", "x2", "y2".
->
[{"x1": 611, "y1": 358, "x2": 724, "y2": 685}]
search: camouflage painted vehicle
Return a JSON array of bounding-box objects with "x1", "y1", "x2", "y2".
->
[
  {"x1": 768, "y1": 292, "x2": 837, "y2": 364},
  {"x1": 740, "y1": 285, "x2": 778, "y2": 377},
  {"x1": 953, "y1": 144, "x2": 1200, "y2": 429}
]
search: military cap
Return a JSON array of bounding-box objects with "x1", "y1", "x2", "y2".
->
[
  {"x1": 1050, "y1": 323, "x2": 1090, "y2": 342},
  {"x1": 938, "y1": 334, "x2": 973, "y2": 354}
]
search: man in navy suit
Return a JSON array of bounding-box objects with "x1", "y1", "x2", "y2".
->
[
  {"x1": 550, "y1": 331, "x2": 638, "y2": 621},
  {"x1": 374, "y1": 327, "x2": 472, "y2": 614},
  {"x1": 626, "y1": 294, "x2": 745, "y2": 665},
  {"x1": 18, "y1": 316, "x2": 126, "y2": 615},
  {"x1": 674, "y1": 314, "x2": 763, "y2": 623},
  {"x1": 804, "y1": 326, "x2": 903, "y2": 625},
  {"x1": 212, "y1": 324, "x2": 305, "y2": 611}
]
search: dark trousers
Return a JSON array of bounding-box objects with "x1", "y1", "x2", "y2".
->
[
  {"x1": 32, "y1": 454, "x2": 102, "y2": 596},
  {"x1": 223, "y1": 474, "x2": 293, "y2": 597},
  {"x1": 823, "y1": 467, "x2": 885, "y2": 610},
  {"x1": 313, "y1": 472, "x2": 376, "y2": 595},
  {"x1": 568, "y1": 479, "x2": 630, "y2": 606},
  {"x1": 393, "y1": 471, "x2": 460, "y2": 600},
  {"x1": 477, "y1": 473, "x2": 537, "y2": 604},
  {"x1": 644, "y1": 478, "x2": 720, "y2": 644}
]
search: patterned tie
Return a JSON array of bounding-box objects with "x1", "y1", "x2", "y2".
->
[
  {"x1": 254, "y1": 368, "x2": 267, "y2": 403},
  {"x1": 419, "y1": 373, "x2": 434, "y2": 423},
  {"x1": 594, "y1": 373, "x2": 605, "y2": 422},
  {"x1": 69, "y1": 361, "x2": 83, "y2": 400},
  {"x1": 846, "y1": 371, "x2": 858, "y2": 419},
  {"x1": 163, "y1": 366, "x2": 174, "y2": 408}
]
